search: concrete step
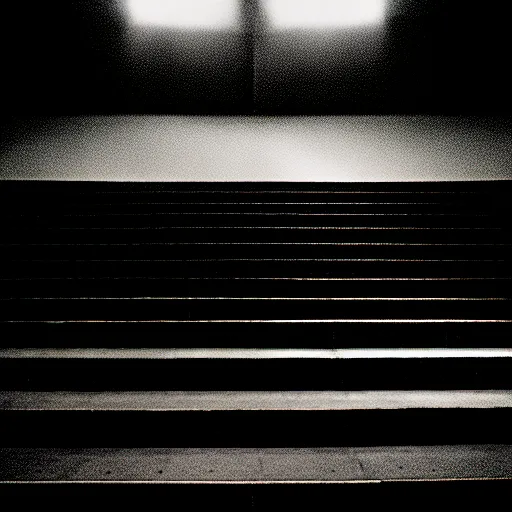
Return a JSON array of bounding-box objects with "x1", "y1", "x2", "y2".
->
[
  {"x1": 1, "y1": 321, "x2": 510, "y2": 348},
  {"x1": 0, "y1": 348, "x2": 511, "y2": 391},
  {"x1": 1, "y1": 390, "x2": 510, "y2": 447},
  {"x1": 1, "y1": 445, "x2": 510, "y2": 483}
]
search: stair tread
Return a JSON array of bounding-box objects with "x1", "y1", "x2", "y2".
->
[
  {"x1": 2, "y1": 348, "x2": 511, "y2": 359},
  {"x1": 1, "y1": 445, "x2": 510, "y2": 483},
  {"x1": 2, "y1": 390, "x2": 512, "y2": 411}
]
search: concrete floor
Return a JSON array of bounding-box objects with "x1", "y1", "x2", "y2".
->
[{"x1": 2, "y1": 116, "x2": 511, "y2": 182}]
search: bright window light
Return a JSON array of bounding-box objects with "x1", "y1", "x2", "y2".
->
[
  {"x1": 126, "y1": 0, "x2": 240, "y2": 29},
  {"x1": 263, "y1": 0, "x2": 386, "y2": 29}
]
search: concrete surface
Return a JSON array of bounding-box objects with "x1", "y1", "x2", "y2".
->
[
  {"x1": 0, "y1": 446, "x2": 510, "y2": 482},
  {"x1": 1, "y1": 348, "x2": 511, "y2": 359},
  {"x1": 2, "y1": 117, "x2": 511, "y2": 182},
  {"x1": 2, "y1": 390, "x2": 511, "y2": 411}
]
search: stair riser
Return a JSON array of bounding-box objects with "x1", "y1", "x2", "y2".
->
[
  {"x1": 0, "y1": 359, "x2": 510, "y2": 391},
  {"x1": 3, "y1": 244, "x2": 510, "y2": 261},
  {"x1": 1, "y1": 299, "x2": 510, "y2": 321},
  {"x1": 1, "y1": 409, "x2": 510, "y2": 447},
  {"x1": 3, "y1": 228, "x2": 509, "y2": 244},
  {"x1": 1, "y1": 278, "x2": 510, "y2": 299}
]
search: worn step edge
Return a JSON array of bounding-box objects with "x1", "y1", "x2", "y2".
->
[
  {"x1": 2, "y1": 390, "x2": 511, "y2": 411},
  {"x1": 1, "y1": 348, "x2": 511, "y2": 359}
]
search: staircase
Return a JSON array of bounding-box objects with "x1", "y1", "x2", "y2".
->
[{"x1": 0, "y1": 181, "x2": 511, "y2": 504}]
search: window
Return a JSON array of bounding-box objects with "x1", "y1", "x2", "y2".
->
[
  {"x1": 262, "y1": 0, "x2": 386, "y2": 29},
  {"x1": 126, "y1": 0, "x2": 241, "y2": 29}
]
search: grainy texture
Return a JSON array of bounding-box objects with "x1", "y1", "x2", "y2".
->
[
  {"x1": 2, "y1": 390, "x2": 512, "y2": 411},
  {"x1": 2, "y1": 117, "x2": 511, "y2": 182},
  {"x1": 0, "y1": 446, "x2": 510, "y2": 483},
  {"x1": 1, "y1": 181, "x2": 510, "y2": 484}
]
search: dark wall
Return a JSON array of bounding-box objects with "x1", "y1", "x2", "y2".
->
[
  {"x1": 1, "y1": 0, "x2": 510, "y2": 115},
  {"x1": 3, "y1": 1, "x2": 129, "y2": 115},
  {"x1": 257, "y1": 0, "x2": 512, "y2": 114},
  {"x1": 387, "y1": 0, "x2": 511, "y2": 116},
  {"x1": 2, "y1": 0, "x2": 252, "y2": 115}
]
